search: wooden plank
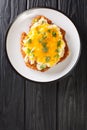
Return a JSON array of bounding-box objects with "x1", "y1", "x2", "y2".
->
[
  {"x1": 56, "y1": 0, "x2": 87, "y2": 130},
  {"x1": 26, "y1": 0, "x2": 57, "y2": 9},
  {"x1": 25, "y1": 1, "x2": 58, "y2": 130},
  {"x1": 25, "y1": 81, "x2": 57, "y2": 130},
  {"x1": 0, "y1": 0, "x2": 27, "y2": 130}
]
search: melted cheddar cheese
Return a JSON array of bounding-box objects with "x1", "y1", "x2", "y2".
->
[{"x1": 22, "y1": 17, "x2": 66, "y2": 70}]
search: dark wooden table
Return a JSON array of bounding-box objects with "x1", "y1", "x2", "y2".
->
[{"x1": 0, "y1": 0, "x2": 87, "y2": 130}]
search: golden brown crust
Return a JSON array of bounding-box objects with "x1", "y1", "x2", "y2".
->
[
  {"x1": 20, "y1": 15, "x2": 69, "y2": 72},
  {"x1": 59, "y1": 28, "x2": 69, "y2": 62},
  {"x1": 20, "y1": 32, "x2": 27, "y2": 58},
  {"x1": 32, "y1": 15, "x2": 52, "y2": 24}
]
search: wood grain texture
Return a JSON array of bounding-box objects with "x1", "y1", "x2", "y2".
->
[
  {"x1": 25, "y1": 0, "x2": 57, "y2": 130},
  {"x1": 25, "y1": 81, "x2": 57, "y2": 130},
  {"x1": 0, "y1": 0, "x2": 26, "y2": 130},
  {"x1": 25, "y1": 1, "x2": 58, "y2": 130},
  {"x1": 56, "y1": 0, "x2": 87, "y2": 130},
  {"x1": 0, "y1": 0, "x2": 87, "y2": 130},
  {"x1": 26, "y1": 0, "x2": 57, "y2": 9}
]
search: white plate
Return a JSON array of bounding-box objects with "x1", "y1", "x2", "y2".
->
[{"x1": 6, "y1": 8, "x2": 81, "y2": 82}]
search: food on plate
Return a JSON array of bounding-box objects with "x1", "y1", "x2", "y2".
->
[{"x1": 20, "y1": 15, "x2": 69, "y2": 71}]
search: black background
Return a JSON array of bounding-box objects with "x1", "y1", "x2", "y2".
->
[{"x1": 0, "y1": 0, "x2": 87, "y2": 130}]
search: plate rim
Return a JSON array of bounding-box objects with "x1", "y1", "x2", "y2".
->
[{"x1": 6, "y1": 7, "x2": 81, "y2": 83}]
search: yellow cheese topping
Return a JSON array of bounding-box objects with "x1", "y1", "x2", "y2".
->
[{"x1": 22, "y1": 17, "x2": 66, "y2": 70}]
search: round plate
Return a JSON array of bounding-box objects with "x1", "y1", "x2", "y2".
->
[{"x1": 6, "y1": 8, "x2": 81, "y2": 82}]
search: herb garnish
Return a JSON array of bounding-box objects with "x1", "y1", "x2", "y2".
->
[
  {"x1": 45, "y1": 56, "x2": 51, "y2": 62},
  {"x1": 52, "y1": 31, "x2": 57, "y2": 37}
]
